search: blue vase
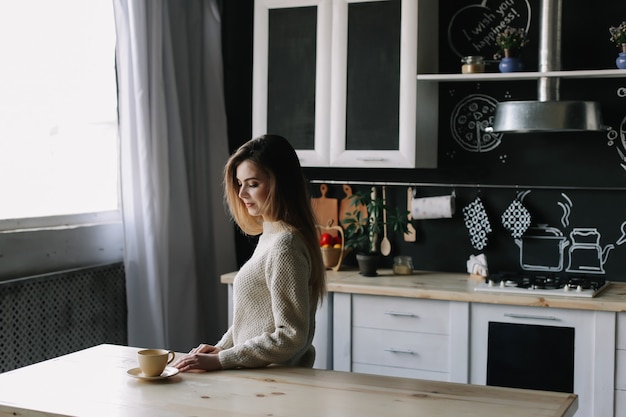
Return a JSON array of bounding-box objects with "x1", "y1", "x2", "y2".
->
[
  {"x1": 499, "y1": 57, "x2": 524, "y2": 73},
  {"x1": 617, "y1": 52, "x2": 626, "y2": 69}
]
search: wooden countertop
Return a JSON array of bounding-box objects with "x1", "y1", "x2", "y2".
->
[
  {"x1": 221, "y1": 269, "x2": 626, "y2": 312},
  {"x1": 0, "y1": 344, "x2": 578, "y2": 417}
]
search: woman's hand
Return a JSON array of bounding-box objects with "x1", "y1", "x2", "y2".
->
[
  {"x1": 188, "y1": 343, "x2": 222, "y2": 355},
  {"x1": 173, "y1": 344, "x2": 223, "y2": 372}
]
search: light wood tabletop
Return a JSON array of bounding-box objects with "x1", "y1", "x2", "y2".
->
[{"x1": 0, "y1": 344, "x2": 577, "y2": 417}]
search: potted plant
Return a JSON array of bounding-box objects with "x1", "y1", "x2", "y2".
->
[
  {"x1": 609, "y1": 21, "x2": 626, "y2": 69},
  {"x1": 494, "y1": 26, "x2": 529, "y2": 58},
  {"x1": 493, "y1": 26, "x2": 528, "y2": 73},
  {"x1": 341, "y1": 188, "x2": 410, "y2": 276},
  {"x1": 609, "y1": 21, "x2": 626, "y2": 49}
]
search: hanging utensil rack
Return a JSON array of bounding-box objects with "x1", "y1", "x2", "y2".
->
[{"x1": 309, "y1": 179, "x2": 626, "y2": 192}]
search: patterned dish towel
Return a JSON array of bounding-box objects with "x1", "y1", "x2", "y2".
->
[
  {"x1": 462, "y1": 196, "x2": 492, "y2": 250},
  {"x1": 501, "y1": 198, "x2": 531, "y2": 239}
]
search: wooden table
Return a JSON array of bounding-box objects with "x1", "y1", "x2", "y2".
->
[{"x1": 0, "y1": 344, "x2": 577, "y2": 417}]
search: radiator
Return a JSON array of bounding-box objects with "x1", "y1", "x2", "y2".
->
[{"x1": 0, "y1": 262, "x2": 127, "y2": 373}]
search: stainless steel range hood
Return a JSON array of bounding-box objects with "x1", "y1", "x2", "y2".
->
[
  {"x1": 490, "y1": 100, "x2": 604, "y2": 132},
  {"x1": 488, "y1": 0, "x2": 606, "y2": 133}
]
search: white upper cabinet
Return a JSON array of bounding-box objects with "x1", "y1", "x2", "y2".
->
[
  {"x1": 329, "y1": 0, "x2": 436, "y2": 168},
  {"x1": 253, "y1": 0, "x2": 437, "y2": 168},
  {"x1": 253, "y1": 0, "x2": 332, "y2": 166}
]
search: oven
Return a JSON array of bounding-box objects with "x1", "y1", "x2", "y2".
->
[{"x1": 470, "y1": 302, "x2": 615, "y2": 417}]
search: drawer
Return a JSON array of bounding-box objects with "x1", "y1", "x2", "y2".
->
[
  {"x1": 352, "y1": 327, "x2": 449, "y2": 372},
  {"x1": 618, "y1": 312, "x2": 626, "y2": 349},
  {"x1": 352, "y1": 294, "x2": 449, "y2": 334},
  {"x1": 352, "y1": 363, "x2": 449, "y2": 382},
  {"x1": 617, "y1": 349, "x2": 626, "y2": 390}
]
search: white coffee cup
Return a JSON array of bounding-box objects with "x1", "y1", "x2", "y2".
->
[{"x1": 137, "y1": 349, "x2": 175, "y2": 377}]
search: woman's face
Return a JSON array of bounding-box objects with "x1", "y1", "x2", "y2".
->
[{"x1": 236, "y1": 160, "x2": 271, "y2": 219}]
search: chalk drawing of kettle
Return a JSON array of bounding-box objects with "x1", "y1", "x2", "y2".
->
[
  {"x1": 617, "y1": 221, "x2": 626, "y2": 246},
  {"x1": 566, "y1": 228, "x2": 614, "y2": 274}
]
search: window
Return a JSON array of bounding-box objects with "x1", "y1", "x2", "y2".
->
[{"x1": 0, "y1": 0, "x2": 119, "y2": 227}]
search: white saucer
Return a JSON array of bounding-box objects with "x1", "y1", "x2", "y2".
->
[{"x1": 127, "y1": 366, "x2": 179, "y2": 380}]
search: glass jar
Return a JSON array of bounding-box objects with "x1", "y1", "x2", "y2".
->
[
  {"x1": 393, "y1": 256, "x2": 414, "y2": 275},
  {"x1": 461, "y1": 56, "x2": 485, "y2": 74}
]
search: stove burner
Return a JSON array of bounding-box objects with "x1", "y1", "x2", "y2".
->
[{"x1": 480, "y1": 272, "x2": 608, "y2": 298}]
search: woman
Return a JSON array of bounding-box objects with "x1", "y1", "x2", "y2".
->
[{"x1": 174, "y1": 134, "x2": 326, "y2": 372}]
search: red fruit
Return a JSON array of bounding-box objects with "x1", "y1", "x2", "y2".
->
[{"x1": 319, "y1": 233, "x2": 333, "y2": 246}]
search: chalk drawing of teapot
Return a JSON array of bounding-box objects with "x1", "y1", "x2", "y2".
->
[{"x1": 566, "y1": 228, "x2": 614, "y2": 274}]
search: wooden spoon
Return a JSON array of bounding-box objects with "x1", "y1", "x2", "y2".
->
[{"x1": 380, "y1": 186, "x2": 391, "y2": 256}]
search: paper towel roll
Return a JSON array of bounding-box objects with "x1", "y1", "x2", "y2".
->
[{"x1": 411, "y1": 195, "x2": 455, "y2": 219}]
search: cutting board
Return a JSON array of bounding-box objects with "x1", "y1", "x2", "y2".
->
[
  {"x1": 339, "y1": 184, "x2": 368, "y2": 228},
  {"x1": 311, "y1": 184, "x2": 339, "y2": 236}
]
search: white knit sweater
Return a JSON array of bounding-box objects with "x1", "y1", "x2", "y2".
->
[{"x1": 216, "y1": 221, "x2": 316, "y2": 369}]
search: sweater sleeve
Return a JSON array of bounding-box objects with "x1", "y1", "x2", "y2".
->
[
  {"x1": 218, "y1": 237, "x2": 312, "y2": 369},
  {"x1": 215, "y1": 325, "x2": 234, "y2": 349}
]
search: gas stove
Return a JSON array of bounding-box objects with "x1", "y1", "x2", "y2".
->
[{"x1": 474, "y1": 272, "x2": 610, "y2": 298}]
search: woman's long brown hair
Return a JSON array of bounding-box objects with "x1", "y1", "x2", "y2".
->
[{"x1": 223, "y1": 134, "x2": 326, "y2": 305}]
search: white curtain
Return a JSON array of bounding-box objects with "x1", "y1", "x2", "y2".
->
[{"x1": 113, "y1": 0, "x2": 236, "y2": 351}]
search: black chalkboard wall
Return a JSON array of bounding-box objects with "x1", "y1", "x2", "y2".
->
[{"x1": 222, "y1": 0, "x2": 626, "y2": 281}]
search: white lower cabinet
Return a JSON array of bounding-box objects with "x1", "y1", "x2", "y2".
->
[
  {"x1": 332, "y1": 292, "x2": 620, "y2": 416},
  {"x1": 616, "y1": 313, "x2": 626, "y2": 417},
  {"x1": 227, "y1": 277, "x2": 623, "y2": 416},
  {"x1": 333, "y1": 293, "x2": 469, "y2": 383}
]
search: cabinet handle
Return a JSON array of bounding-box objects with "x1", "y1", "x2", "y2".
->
[
  {"x1": 384, "y1": 311, "x2": 417, "y2": 317},
  {"x1": 384, "y1": 348, "x2": 415, "y2": 355},
  {"x1": 356, "y1": 157, "x2": 387, "y2": 161},
  {"x1": 504, "y1": 313, "x2": 560, "y2": 321}
]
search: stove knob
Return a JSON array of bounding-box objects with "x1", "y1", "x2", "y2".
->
[
  {"x1": 499, "y1": 280, "x2": 505, "y2": 288},
  {"x1": 488, "y1": 280, "x2": 495, "y2": 287},
  {"x1": 564, "y1": 285, "x2": 570, "y2": 292},
  {"x1": 576, "y1": 285, "x2": 583, "y2": 293}
]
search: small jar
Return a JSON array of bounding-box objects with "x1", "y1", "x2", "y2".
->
[
  {"x1": 461, "y1": 56, "x2": 485, "y2": 74},
  {"x1": 393, "y1": 256, "x2": 414, "y2": 275}
]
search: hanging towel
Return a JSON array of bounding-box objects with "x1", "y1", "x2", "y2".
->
[{"x1": 462, "y1": 196, "x2": 492, "y2": 250}]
